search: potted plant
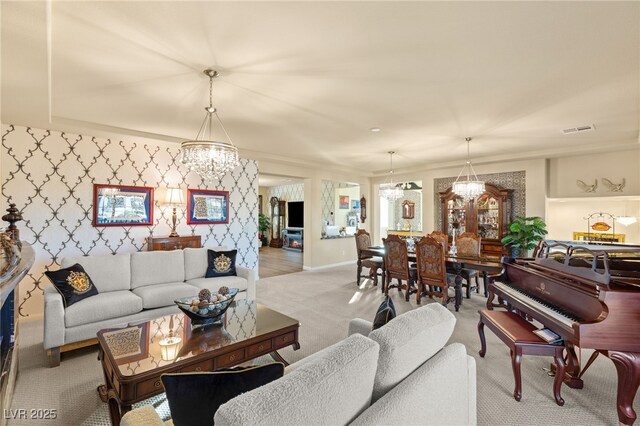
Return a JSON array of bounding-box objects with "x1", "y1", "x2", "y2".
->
[
  {"x1": 258, "y1": 213, "x2": 271, "y2": 247},
  {"x1": 501, "y1": 216, "x2": 548, "y2": 257}
]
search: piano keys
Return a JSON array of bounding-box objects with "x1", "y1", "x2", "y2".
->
[{"x1": 487, "y1": 241, "x2": 640, "y2": 425}]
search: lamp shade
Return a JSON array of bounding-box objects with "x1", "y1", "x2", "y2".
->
[
  {"x1": 159, "y1": 336, "x2": 182, "y2": 361},
  {"x1": 164, "y1": 187, "x2": 184, "y2": 207}
]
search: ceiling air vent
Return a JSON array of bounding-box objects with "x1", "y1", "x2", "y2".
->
[{"x1": 562, "y1": 124, "x2": 595, "y2": 135}]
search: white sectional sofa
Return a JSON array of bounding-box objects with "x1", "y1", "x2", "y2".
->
[
  {"x1": 121, "y1": 303, "x2": 476, "y2": 426},
  {"x1": 44, "y1": 247, "x2": 255, "y2": 367}
]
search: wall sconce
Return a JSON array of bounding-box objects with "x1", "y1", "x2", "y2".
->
[
  {"x1": 163, "y1": 187, "x2": 185, "y2": 237},
  {"x1": 159, "y1": 316, "x2": 182, "y2": 361}
]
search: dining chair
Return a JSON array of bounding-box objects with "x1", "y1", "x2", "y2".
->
[
  {"x1": 414, "y1": 235, "x2": 451, "y2": 306},
  {"x1": 428, "y1": 231, "x2": 449, "y2": 253},
  {"x1": 355, "y1": 229, "x2": 384, "y2": 288},
  {"x1": 382, "y1": 234, "x2": 417, "y2": 301},
  {"x1": 456, "y1": 232, "x2": 481, "y2": 298}
]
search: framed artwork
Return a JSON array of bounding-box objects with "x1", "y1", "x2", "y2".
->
[
  {"x1": 187, "y1": 189, "x2": 229, "y2": 224},
  {"x1": 93, "y1": 184, "x2": 154, "y2": 226},
  {"x1": 259, "y1": 194, "x2": 263, "y2": 215},
  {"x1": 339, "y1": 195, "x2": 349, "y2": 209},
  {"x1": 351, "y1": 199, "x2": 360, "y2": 210}
]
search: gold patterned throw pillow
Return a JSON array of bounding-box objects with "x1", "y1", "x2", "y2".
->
[
  {"x1": 44, "y1": 263, "x2": 99, "y2": 307},
  {"x1": 205, "y1": 249, "x2": 238, "y2": 278}
]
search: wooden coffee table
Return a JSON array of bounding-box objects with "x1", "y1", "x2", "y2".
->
[{"x1": 96, "y1": 300, "x2": 300, "y2": 425}]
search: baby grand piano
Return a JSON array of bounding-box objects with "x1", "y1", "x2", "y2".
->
[{"x1": 487, "y1": 241, "x2": 640, "y2": 425}]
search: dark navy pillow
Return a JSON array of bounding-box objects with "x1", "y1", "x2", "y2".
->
[
  {"x1": 161, "y1": 362, "x2": 284, "y2": 426},
  {"x1": 372, "y1": 296, "x2": 396, "y2": 330},
  {"x1": 205, "y1": 249, "x2": 238, "y2": 278},
  {"x1": 44, "y1": 263, "x2": 99, "y2": 308}
]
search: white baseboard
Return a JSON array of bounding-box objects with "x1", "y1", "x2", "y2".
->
[{"x1": 303, "y1": 260, "x2": 356, "y2": 271}]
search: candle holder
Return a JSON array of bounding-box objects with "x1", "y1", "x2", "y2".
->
[{"x1": 2, "y1": 203, "x2": 22, "y2": 247}]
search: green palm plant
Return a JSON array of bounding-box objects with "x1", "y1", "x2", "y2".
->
[
  {"x1": 258, "y1": 213, "x2": 271, "y2": 246},
  {"x1": 501, "y1": 216, "x2": 548, "y2": 257}
]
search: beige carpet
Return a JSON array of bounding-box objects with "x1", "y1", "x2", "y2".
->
[{"x1": 9, "y1": 264, "x2": 638, "y2": 425}]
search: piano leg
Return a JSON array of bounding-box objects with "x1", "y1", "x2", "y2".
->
[
  {"x1": 552, "y1": 349, "x2": 566, "y2": 406},
  {"x1": 606, "y1": 351, "x2": 640, "y2": 425}
]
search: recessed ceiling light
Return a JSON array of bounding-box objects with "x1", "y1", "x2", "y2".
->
[{"x1": 370, "y1": 127, "x2": 381, "y2": 132}]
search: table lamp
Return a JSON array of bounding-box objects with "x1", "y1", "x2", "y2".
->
[{"x1": 163, "y1": 187, "x2": 184, "y2": 237}]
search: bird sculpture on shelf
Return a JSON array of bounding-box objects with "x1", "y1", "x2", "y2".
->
[
  {"x1": 601, "y1": 178, "x2": 625, "y2": 192},
  {"x1": 576, "y1": 179, "x2": 598, "y2": 193}
]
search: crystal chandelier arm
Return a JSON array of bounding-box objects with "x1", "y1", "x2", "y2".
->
[
  {"x1": 467, "y1": 161, "x2": 481, "y2": 181},
  {"x1": 214, "y1": 111, "x2": 236, "y2": 147},
  {"x1": 195, "y1": 112, "x2": 210, "y2": 140}
]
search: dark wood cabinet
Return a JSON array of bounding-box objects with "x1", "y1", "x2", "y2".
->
[
  {"x1": 269, "y1": 197, "x2": 286, "y2": 248},
  {"x1": 147, "y1": 235, "x2": 201, "y2": 251},
  {"x1": 439, "y1": 183, "x2": 513, "y2": 257}
]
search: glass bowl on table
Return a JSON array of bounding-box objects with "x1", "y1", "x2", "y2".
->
[{"x1": 174, "y1": 288, "x2": 238, "y2": 327}]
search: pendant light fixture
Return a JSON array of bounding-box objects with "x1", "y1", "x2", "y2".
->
[
  {"x1": 452, "y1": 137, "x2": 485, "y2": 201},
  {"x1": 180, "y1": 69, "x2": 240, "y2": 181},
  {"x1": 379, "y1": 151, "x2": 404, "y2": 201}
]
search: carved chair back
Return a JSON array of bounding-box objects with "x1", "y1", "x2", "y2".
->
[
  {"x1": 355, "y1": 229, "x2": 373, "y2": 260},
  {"x1": 383, "y1": 234, "x2": 410, "y2": 281},
  {"x1": 415, "y1": 236, "x2": 447, "y2": 287},
  {"x1": 457, "y1": 232, "x2": 481, "y2": 257},
  {"x1": 428, "y1": 231, "x2": 449, "y2": 252}
]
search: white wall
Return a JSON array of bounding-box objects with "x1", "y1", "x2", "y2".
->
[{"x1": 549, "y1": 148, "x2": 640, "y2": 198}]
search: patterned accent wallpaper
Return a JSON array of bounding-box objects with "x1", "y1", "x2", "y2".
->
[
  {"x1": 434, "y1": 171, "x2": 526, "y2": 231},
  {"x1": 1, "y1": 124, "x2": 259, "y2": 317},
  {"x1": 267, "y1": 183, "x2": 304, "y2": 203}
]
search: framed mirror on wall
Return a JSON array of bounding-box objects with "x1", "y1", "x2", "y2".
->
[
  {"x1": 379, "y1": 181, "x2": 422, "y2": 239},
  {"x1": 402, "y1": 200, "x2": 415, "y2": 219}
]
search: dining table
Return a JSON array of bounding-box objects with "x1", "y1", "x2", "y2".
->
[{"x1": 362, "y1": 246, "x2": 504, "y2": 312}]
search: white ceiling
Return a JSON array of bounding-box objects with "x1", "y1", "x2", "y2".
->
[
  {"x1": 2, "y1": 1, "x2": 639, "y2": 176},
  {"x1": 258, "y1": 174, "x2": 303, "y2": 187}
]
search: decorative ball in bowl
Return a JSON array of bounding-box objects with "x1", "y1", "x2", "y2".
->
[{"x1": 175, "y1": 287, "x2": 238, "y2": 326}]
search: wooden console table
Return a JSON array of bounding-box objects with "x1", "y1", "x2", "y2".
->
[{"x1": 147, "y1": 235, "x2": 201, "y2": 251}]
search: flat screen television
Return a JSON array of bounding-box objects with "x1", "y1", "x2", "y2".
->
[{"x1": 287, "y1": 201, "x2": 304, "y2": 228}]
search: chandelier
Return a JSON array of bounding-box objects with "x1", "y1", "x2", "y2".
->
[
  {"x1": 452, "y1": 137, "x2": 485, "y2": 201},
  {"x1": 180, "y1": 69, "x2": 240, "y2": 181},
  {"x1": 379, "y1": 151, "x2": 404, "y2": 201},
  {"x1": 616, "y1": 216, "x2": 637, "y2": 226}
]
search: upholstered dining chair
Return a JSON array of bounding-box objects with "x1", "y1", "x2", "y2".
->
[
  {"x1": 456, "y1": 232, "x2": 481, "y2": 298},
  {"x1": 414, "y1": 235, "x2": 452, "y2": 306},
  {"x1": 355, "y1": 229, "x2": 384, "y2": 288},
  {"x1": 382, "y1": 234, "x2": 417, "y2": 301},
  {"x1": 428, "y1": 231, "x2": 449, "y2": 253}
]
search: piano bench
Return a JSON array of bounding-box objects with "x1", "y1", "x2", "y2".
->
[{"x1": 477, "y1": 309, "x2": 566, "y2": 406}]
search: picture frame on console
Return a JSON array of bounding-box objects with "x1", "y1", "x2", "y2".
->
[
  {"x1": 339, "y1": 195, "x2": 349, "y2": 209},
  {"x1": 187, "y1": 189, "x2": 229, "y2": 224},
  {"x1": 93, "y1": 184, "x2": 154, "y2": 226}
]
